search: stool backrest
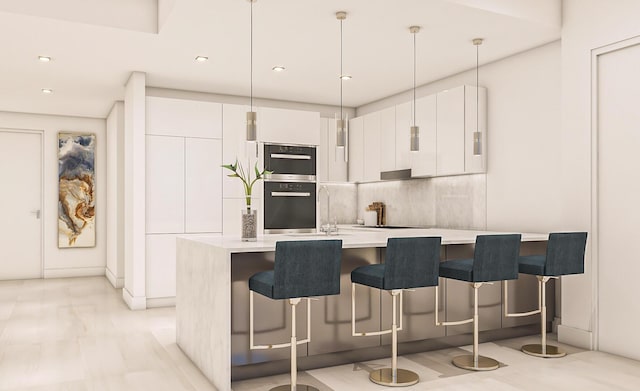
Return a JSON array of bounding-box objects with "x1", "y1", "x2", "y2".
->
[
  {"x1": 273, "y1": 240, "x2": 342, "y2": 299},
  {"x1": 384, "y1": 237, "x2": 441, "y2": 290},
  {"x1": 545, "y1": 232, "x2": 588, "y2": 276},
  {"x1": 472, "y1": 234, "x2": 521, "y2": 282}
]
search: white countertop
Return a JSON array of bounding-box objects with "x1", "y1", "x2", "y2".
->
[{"x1": 179, "y1": 226, "x2": 549, "y2": 253}]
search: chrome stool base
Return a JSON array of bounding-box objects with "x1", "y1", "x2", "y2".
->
[
  {"x1": 452, "y1": 355, "x2": 499, "y2": 371},
  {"x1": 369, "y1": 368, "x2": 419, "y2": 387},
  {"x1": 271, "y1": 385, "x2": 318, "y2": 391},
  {"x1": 522, "y1": 344, "x2": 566, "y2": 358}
]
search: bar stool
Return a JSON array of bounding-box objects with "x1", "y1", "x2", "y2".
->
[
  {"x1": 504, "y1": 232, "x2": 587, "y2": 358},
  {"x1": 436, "y1": 234, "x2": 521, "y2": 371},
  {"x1": 351, "y1": 236, "x2": 442, "y2": 387},
  {"x1": 249, "y1": 240, "x2": 342, "y2": 391}
]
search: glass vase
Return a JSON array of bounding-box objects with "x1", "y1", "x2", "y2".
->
[{"x1": 241, "y1": 208, "x2": 257, "y2": 242}]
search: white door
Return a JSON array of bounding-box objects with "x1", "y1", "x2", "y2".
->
[
  {"x1": 597, "y1": 42, "x2": 640, "y2": 360},
  {"x1": 0, "y1": 130, "x2": 42, "y2": 279}
]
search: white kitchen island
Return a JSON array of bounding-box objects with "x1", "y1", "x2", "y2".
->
[{"x1": 176, "y1": 228, "x2": 549, "y2": 391}]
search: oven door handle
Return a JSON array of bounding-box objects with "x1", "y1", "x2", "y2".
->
[
  {"x1": 271, "y1": 192, "x2": 312, "y2": 197},
  {"x1": 270, "y1": 153, "x2": 312, "y2": 160}
]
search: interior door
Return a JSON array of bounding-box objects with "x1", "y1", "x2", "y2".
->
[
  {"x1": 0, "y1": 130, "x2": 42, "y2": 279},
  {"x1": 597, "y1": 42, "x2": 640, "y2": 360}
]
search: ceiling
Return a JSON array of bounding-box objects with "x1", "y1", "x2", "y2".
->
[{"x1": 0, "y1": 0, "x2": 561, "y2": 118}]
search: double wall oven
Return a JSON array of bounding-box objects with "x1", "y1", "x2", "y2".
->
[{"x1": 263, "y1": 144, "x2": 316, "y2": 234}]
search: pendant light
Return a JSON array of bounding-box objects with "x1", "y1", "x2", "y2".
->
[
  {"x1": 473, "y1": 38, "x2": 483, "y2": 155},
  {"x1": 409, "y1": 26, "x2": 420, "y2": 152},
  {"x1": 246, "y1": 0, "x2": 257, "y2": 142},
  {"x1": 336, "y1": 11, "x2": 347, "y2": 148}
]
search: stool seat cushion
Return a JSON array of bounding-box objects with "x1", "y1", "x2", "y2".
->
[
  {"x1": 249, "y1": 270, "x2": 275, "y2": 299},
  {"x1": 519, "y1": 255, "x2": 546, "y2": 276},
  {"x1": 439, "y1": 259, "x2": 474, "y2": 282},
  {"x1": 351, "y1": 264, "x2": 386, "y2": 290}
]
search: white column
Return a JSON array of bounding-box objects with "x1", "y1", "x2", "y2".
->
[
  {"x1": 123, "y1": 72, "x2": 147, "y2": 310},
  {"x1": 106, "y1": 101, "x2": 125, "y2": 289}
]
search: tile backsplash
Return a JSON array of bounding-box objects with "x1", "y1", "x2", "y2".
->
[{"x1": 319, "y1": 174, "x2": 487, "y2": 230}]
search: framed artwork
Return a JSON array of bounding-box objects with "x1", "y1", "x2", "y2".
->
[{"x1": 58, "y1": 133, "x2": 96, "y2": 248}]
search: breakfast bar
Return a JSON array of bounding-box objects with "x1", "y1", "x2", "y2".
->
[{"x1": 176, "y1": 228, "x2": 549, "y2": 391}]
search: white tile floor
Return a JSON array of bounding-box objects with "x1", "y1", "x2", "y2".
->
[{"x1": 1, "y1": 277, "x2": 639, "y2": 391}]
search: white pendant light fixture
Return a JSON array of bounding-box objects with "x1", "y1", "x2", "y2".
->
[
  {"x1": 335, "y1": 11, "x2": 348, "y2": 148},
  {"x1": 409, "y1": 26, "x2": 420, "y2": 152},
  {"x1": 246, "y1": 0, "x2": 257, "y2": 142},
  {"x1": 473, "y1": 38, "x2": 483, "y2": 155}
]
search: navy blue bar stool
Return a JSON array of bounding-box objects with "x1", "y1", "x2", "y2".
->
[
  {"x1": 437, "y1": 234, "x2": 521, "y2": 371},
  {"x1": 504, "y1": 232, "x2": 587, "y2": 358},
  {"x1": 351, "y1": 237, "x2": 441, "y2": 387},
  {"x1": 249, "y1": 240, "x2": 342, "y2": 391}
]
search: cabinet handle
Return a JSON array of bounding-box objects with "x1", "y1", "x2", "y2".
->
[
  {"x1": 270, "y1": 153, "x2": 311, "y2": 160},
  {"x1": 271, "y1": 192, "x2": 311, "y2": 197}
]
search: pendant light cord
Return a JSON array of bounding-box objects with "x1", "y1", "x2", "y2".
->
[
  {"x1": 340, "y1": 18, "x2": 343, "y2": 121},
  {"x1": 413, "y1": 32, "x2": 416, "y2": 127},
  {"x1": 250, "y1": 1, "x2": 253, "y2": 111},
  {"x1": 476, "y1": 42, "x2": 479, "y2": 133}
]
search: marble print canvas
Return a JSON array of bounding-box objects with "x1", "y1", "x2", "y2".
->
[{"x1": 58, "y1": 133, "x2": 96, "y2": 248}]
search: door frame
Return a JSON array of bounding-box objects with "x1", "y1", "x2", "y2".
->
[
  {"x1": 590, "y1": 35, "x2": 640, "y2": 351},
  {"x1": 0, "y1": 128, "x2": 44, "y2": 278}
]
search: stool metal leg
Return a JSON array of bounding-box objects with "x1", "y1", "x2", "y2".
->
[
  {"x1": 451, "y1": 283, "x2": 500, "y2": 371},
  {"x1": 369, "y1": 290, "x2": 419, "y2": 387},
  {"x1": 522, "y1": 276, "x2": 566, "y2": 358}
]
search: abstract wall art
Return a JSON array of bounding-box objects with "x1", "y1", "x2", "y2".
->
[{"x1": 58, "y1": 133, "x2": 96, "y2": 248}]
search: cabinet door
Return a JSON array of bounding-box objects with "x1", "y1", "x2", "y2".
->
[
  {"x1": 464, "y1": 86, "x2": 488, "y2": 173},
  {"x1": 363, "y1": 112, "x2": 381, "y2": 182},
  {"x1": 222, "y1": 104, "x2": 259, "y2": 198},
  {"x1": 411, "y1": 94, "x2": 437, "y2": 177},
  {"x1": 327, "y1": 119, "x2": 348, "y2": 182},
  {"x1": 436, "y1": 86, "x2": 465, "y2": 175},
  {"x1": 379, "y1": 106, "x2": 396, "y2": 172},
  {"x1": 395, "y1": 101, "x2": 411, "y2": 170},
  {"x1": 259, "y1": 107, "x2": 320, "y2": 145},
  {"x1": 146, "y1": 135, "x2": 185, "y2": 234},
  {"x1": 185, "y1": 138, "x2": 222, "y2": 233},
  {"x1": 348, "y1": 117, "x2": 364, "y2": 183},
  {"x1": 146, "y1": 97, "x2": 222, "y2": 138},
  {"x1": 317, "y1": 118, "x2": 329, "y2": 182}
]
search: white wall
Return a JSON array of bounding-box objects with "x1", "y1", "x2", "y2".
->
[
  {"x1": 559, "y1": 0, "x2": 640, "y2": 351},
  {"x1": 0, "y1": 111, "x2": 106, "y2": 276},
  {"x1": 106, "y1": 102, "x2": 125, "y2": 288}
]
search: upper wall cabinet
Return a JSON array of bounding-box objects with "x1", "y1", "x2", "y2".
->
[
  {"x1": 318, "y1": 118, "x2": 347, "y2": 182},
  {"x1": 146, "y1": 96, "x2": 222, "y2": 138},
  {"x1": 362, "y1": 111, "x2": 381, "y2": 182},
  {"x1": 258, "y1": 107, "x2": 320, "y2": 146},
  {"x1": 379, "y1": 107, "x2": 396, "y2": 172},
  {"x1": 410, "y1": 94, "x2": 437, "y2": 177},
  {"x1": 436, "y1": 86, "x2": 466, "y2": 175},
  {"x1": 395, "y1": 102, "x2": 412, "y2": 170},
  {"x1": 348, "y1": 116, "x2": 364, "y2": 183}
]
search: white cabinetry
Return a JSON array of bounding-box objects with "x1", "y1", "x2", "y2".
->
[
  {"x1": 379, "y1": 107, "x2": 396, "y2": 172},
  {"x1": 348, "y1": 116, "x2": 364, "y2": 183},
  {"x1": 411, "y1": 94, "x2": 437, "y2": 177},
  {"x1": 258, "y1": 106, "x2": 320, "y2": 146},
  {"x1": 145, "y1": 97, "x2": 223, "y2": 301},
  {"x1": 394, "y1": 102, "x2": 411, "y2": 170},
  {"x1": 318, "y1": 118, "x2": 347, "y2": 182},
  {"x1": 363, "y1": 112, "x2": 381, "y2": 182},
  {"x1": 436, "y1": 86, "x2": 466, "y2": 176}
]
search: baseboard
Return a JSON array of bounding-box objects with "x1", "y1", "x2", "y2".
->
[
  {"x1": 552, "y1": 317, "x2": 561, "y2": 333},
  {"x1": 123, "y1": 288, "x2": 147, "y2": 310},
  {"x1": 105, "y1": 267, "x2": 124, "y2": 288},
  {"x1": 44, "y1": 266, "x2": 105, "y2": 279},
  {"x1": 558, "y1": 324, "x2": 593, "y2": 350},
  {"x1": 147, "y1": 296, "x2": 176, "y2": 308}
]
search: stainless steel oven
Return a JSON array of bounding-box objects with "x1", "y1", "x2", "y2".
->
[{"x1": 263, "y1": 143, "x2": 317, "y2": 234}]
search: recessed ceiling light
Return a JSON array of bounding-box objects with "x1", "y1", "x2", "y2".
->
[
  {"x1": 340, "y1": 74, "x2": 352, "y2": 80},
  {"x1": 41, "y1": 88, "x2": 53, "y2": 94},
  {"x1": 38, "y1": 56, "x2": 52, "y2": 62},
  {"x1": 195, "y1": 56, "x2": 209, "y2": 62},
  {"x1": 272, "y1": 66, "x2": 286, "y2": 72},
  {"x1": 443, "y1": 89, "x2": 449, "y2": 93}
]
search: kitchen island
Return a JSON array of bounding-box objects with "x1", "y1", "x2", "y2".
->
[{"x1": 176, "y1": 228, "x2": 549, "y2": 391}]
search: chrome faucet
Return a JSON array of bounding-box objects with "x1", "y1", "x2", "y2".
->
[{"x1": 318, "y1": 185, "x2": 337, "y2": 234}]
